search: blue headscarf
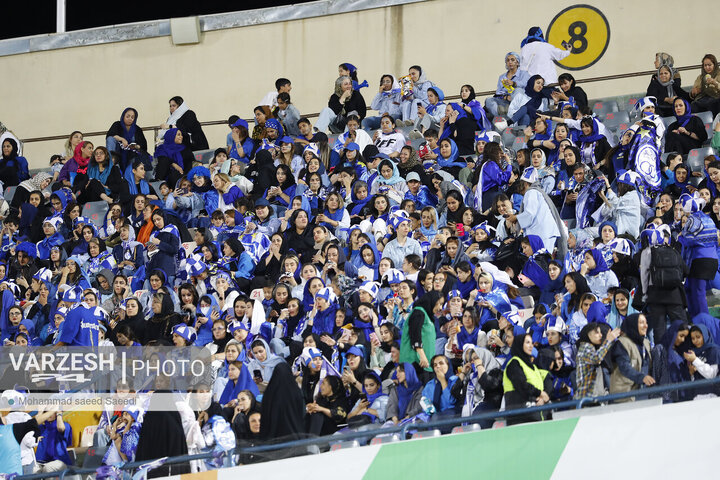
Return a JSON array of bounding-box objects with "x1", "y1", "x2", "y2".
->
[
  {"x1": 362, "y1": 371, "x2": 387, "y2": 421},
  {"x1": 426, "y1": 87, "x2": 445, "y2": 115},
  {"x1": 302, "y1": 277, "x2": 324, "y2": 312},
  {"x1": 692, "y1": 313, "x2": 720, "y2": 347},
  {"x1": 690, "y1": 324, "x2": 720, "y2": 369},
  {"x1": 585, "y1": 248, "x2": 609, "y2": 276},
  {"x1": 395, "y1": 362, "x2": 422, "y2": 418},
  {"x1": 586, "y1": 301, "x2": 608, "y2": 324},
  {"x1": 578, "y1": 118, "x2": 605, "y2": 144},
  {"x1": 675, "y1": 99, "x2": 693, "y2": 128},
  {"x1": 523, "y1": 75, "x2": 553, "y2": 116},
  {"x1": 376, "y1": 159, "x2": 404, "y2": 186},
  {"x1": 154, "y1": 128, "x2": 186, "y2": 169},
  {"x1": 521, "y1": 26, "x2": 546, "y2": 47},
  {"x1": 437, "y1": 138, "x2": 465, "y2": 169},
  {"x1": 265, "y1": 118, "x2": 284, "y2": 139},
  {"x1": 219, "y1": 362, "x2": 260, "y2": 404}
]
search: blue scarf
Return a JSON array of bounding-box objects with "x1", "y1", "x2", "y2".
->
[
  {"x1": 457, "y1": 325, "x2": 480, "y2": 348},
  {"x1": 437, "y1": 138, "x2": 465, "y2": 169},
  {"x1": 361, "y1": 371, "x2": 387, "y2": 421},
  {"x1": 124, "y1": 165, "x2": 150, "y2": 195},
  {"x1": 154, "y1": 128, "x2": 186, "y2": 169},
  {"x1": 578, "y1": 118, "x2": 605, "y2": 144},
  {"x1": 586, "y1": 248, "x2": 610, "y2": 276},
  {"x1": 675, "y1": 99, "x2": 693, "y2": 128},
  {"x1": 524, "y1": 75, "x2": 553, "y2": 116},
  {"x1": 219, "y1": 363, "x2": 259, "y2": 404},
  {"x1": 396, "y1": 362, "x2": 422, "y2": 418}
]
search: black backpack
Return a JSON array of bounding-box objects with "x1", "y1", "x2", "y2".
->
[{"x1": 650, "y1": 245, "x2": 684, "y2": 288}]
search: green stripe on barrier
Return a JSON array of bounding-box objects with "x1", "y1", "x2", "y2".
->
[{"x1": 363, "y1": 418, "x2": 579, "y2": 479}]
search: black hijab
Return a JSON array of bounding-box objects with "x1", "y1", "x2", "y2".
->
[
  {"x1": 510, "y1": 333, "x2": 534, "y2": 367},
  {"x1": 415, "y1": 291, "x2": 443, "y2": 317},
  {"x1": 621, "y1": 313, "x2": 645, "y2": 345},
  {"x1": 135, "y1": 392, "x2": 189, "y2": 477},
  {"x1": 259, "y1": 362, "x2": 305, "y2": 441}
]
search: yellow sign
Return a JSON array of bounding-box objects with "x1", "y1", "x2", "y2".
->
[{"x1": 546, "y1": 4, "x2": 610, "y2": 70}]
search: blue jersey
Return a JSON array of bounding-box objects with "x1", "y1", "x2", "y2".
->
[{"x1": 57, "y1": 304, "x2": 101, "y2": 346}]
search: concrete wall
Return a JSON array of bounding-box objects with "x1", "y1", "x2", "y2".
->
[{"x1": 5, "y1": 0, "x2": 716, "y2": 167}]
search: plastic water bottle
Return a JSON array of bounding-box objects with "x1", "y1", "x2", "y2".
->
[{"x1": 420, "y1": 396, "x2": 436, "y2": 415}]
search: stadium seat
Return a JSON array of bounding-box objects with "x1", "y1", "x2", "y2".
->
[
  {"x1": 411, "y1": 429, "x2": 441, "y2": 439},
  {"x1": 625, "y1": 97, "x2": 639, "y2": 112},
  {"x1": 696, "y1": 111, "x2": 714, "y2": 124},
  {"x1": 687, "y1": 147, "x2": 715, "y2": 170},
  {"x1": 512, "y1": 136, "x2": 525, "y2": 152},
  {"x1": 603, "y1": 111, "x2": 630, "y2": 129},
  {"x1": 80, "y1": 425, "x2": 98, "y2": 448},
  {"x1": 661, "y1": 116, "x2": 675, "y2": 127},
  {"x1": 82, "y1": 445, "x2": 109, "y2": 468},
  {"x1": 370, "y1": 433, "x2": 401, "y2": 445},
  {"x1": 689, "y1": 175, "x2": 704, "y2": 187},
  {"x1": 705, "y1": 123, "x2": 713, "y2": 142},
  {"x1": 192, "y1": 149, "x2": 214, "y2": 164},
  {"x1": 521, "y1": 295, "x2": 535, "y2": 308},
  {"x1": 3, "y1": 186, "x2": 16, "y2": 204},
  {"x1": 451, "y1": 424, "x2": 481, "y2": 434},
  {"x1": 592, "y1": 100, "x2": 618, "y2": 119},
  {"x1": 81, "y1": 201, "x2": 109, "y2": 228},
  {"x1": 501, "y1": 128, "x2": 516, "y2": 146},
  {"x1": 329, "y1": 440, "x2": 360, "y2": 451}
]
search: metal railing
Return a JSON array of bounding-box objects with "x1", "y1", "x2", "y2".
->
[
  {"x1": 18, "y1": 64, "x2": 702, "y2": 145},
  {"x1": 16, "y1": 375, "x2": 720, "y2": 480}
]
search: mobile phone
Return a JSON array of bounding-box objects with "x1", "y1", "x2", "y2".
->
[
  {"x1": 561, "y1": 40, "x2": 570, "y2": 49},
  {"x1": 253, "y1": 369, "x2": 262, "y2": 380},
  {"x1": 369, "y1": 332, "x2": 379, "y2": 344},
  {"x1": 359, "y1": 393, "x2": 367, "y2": 402},
  {"x1": 456, "y1": 224, "x2": 465, "y2": 236}
]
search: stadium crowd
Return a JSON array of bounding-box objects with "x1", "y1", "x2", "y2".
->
[{"x1": 3, "y1": 26, "x2": 720, "y2": 477}]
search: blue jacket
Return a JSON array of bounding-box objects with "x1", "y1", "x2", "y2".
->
[{"x1": 421, "y1": 375, "x2": 459, "y2": 413}]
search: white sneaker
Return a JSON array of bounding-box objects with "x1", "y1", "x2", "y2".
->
[{"x1": 409, "y1": 129, "x2": 423, "y2": 139}]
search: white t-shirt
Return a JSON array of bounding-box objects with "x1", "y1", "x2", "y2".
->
[{"x1": 374, "y1": 131, "x2": 406, "y2": 156}]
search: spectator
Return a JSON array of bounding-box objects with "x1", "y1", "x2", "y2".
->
[
  {"x1": 502, "y1": 333, "x2": 552, "y2": 424},
  {"x1": 159, "y1": 96, "x2": 209, "y2": 151},
  {"x1": 485, "y1": 52, "x2": 530, "y2": 118},
  {"x1": 519, "y1": 27, "x2": 571, "y2": 84},
  {"x1": 315, "y1": 76, "x2": 367, "y2": 134}
]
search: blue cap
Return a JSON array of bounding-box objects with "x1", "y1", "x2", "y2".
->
[
  {"x1": 279, "y1": 136, "x2": 294, "y2": 145},
  {"x1": 232, "y1": 119, "x2": 249, "y2": 130},
  {"x1": 172, "y1": 324, "x2": 197, "y2": 344},
  {"x1": 346, "y1": 346, "x2": 364, "y2": 358},
  {"x1": 345, "y1": 142, "x2": 360, "y2": 151}
]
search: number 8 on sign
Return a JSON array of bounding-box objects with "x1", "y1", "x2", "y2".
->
[{"x1": 546, "y1": 5, "x2": 610, "y2": 70}]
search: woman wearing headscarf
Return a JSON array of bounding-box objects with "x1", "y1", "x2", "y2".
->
[
  {"x1": 581, "y1": 248, "x2": 619, "y2": 302},
  {"x1": 260, "y1": 362, "x2": 306, "y2": 442},
  {"x1": 475, "y1": 142, "x2": 512, "y2": 211},
  {"x1": 574, "y1": 322, "x2": 620, "y2": 399},
  {"x1": 438, "y1": 103, "x2": 477, "y2": 156},
  {"x1": 528, "y1": 148, "x2": 556, "y2": 194},
  {"x1": 159, "y1": 96, "x2": 209, "y2": 150},
  {"x1": 646, "y1": 65, "x2": 690, "y2": 117},
  {"x1": 154, "y1": 128, "x2": 194, "y2": 190},
  {"x1": 135, "y1": 387, "x2": 190, "y2": 477},
  {"x1": 305, "y1": 374, "x2": 349, "y2": 435},
  {"x1": 502, "y1": 332, "x2": 552, "y2": 424},
  {"x1": 651, "y1": 320, "x2": 691, "y2": 402},
  {"x1": 399, "y1": 65, "x2": 434, "y2": 124},
  {"x1": 0, "y1": 138, "x2": 29, "y2": 187},
  {"x1": 519, "y1": 27, "x2": 571, "y2": 84},
  {"x1": 363, "y1": 74, "x2": 402, "y2": 130},
  {"x1": 385, "y1": 362, "x2": 424, "y2": 424},
  {"x1": 610, "y1": 314, "x2": 655, "y2": 401},
  {"x1": 78, "y1": 146, "x2": 124, "y2": 204},
  {"x1": 146, "y1": 210, "x2": 180, "y2": 281},
  {"x1": 577, "y1": 117, "x2": 611, "y2": 172},
  {"x1": 684, "y1": 324, "x2": 720, "y2": 397},
  {"x1": 247, "y1": 338, "x2": 285, "y2": 389},
  {"x1": 485, "y1": 53, "x2": 530, "y2": 118},
  {"x1": 508, "y1": 74, "x2": 553, "y2": 127},
  {"x1": 452, "y1": 346, "x2": 502, "y2": 426},
  {"x1": 282, "y1": 209, "x2": 315, "y2": 263},
  {"x1": 690, "y1": 54, "x2": 720, "y2": 116},
  {"x1": 665, "y1": 98, "x2": 708, "y2": 154},
  {"x1": 12, "y1": 172, "x2": 52, "y2": 209},
  {"x1": 215, "y1": 360, "x2": 260, "y2": 406},
  {"x1": 399, "y1": 290, "x2": 443, "y2": 372},
  {"x1": 106, "y1": 107, "x2": 148, "y2": 171},
  {"x1": 144, "y1": 292, "x2": 182, "y2": 344},
  {"x1": 420, "y1": 354, "x2": 462, "y2": 418},
  {"x1": 58, "y1": 140, "x2": 93, "y2": 188}
]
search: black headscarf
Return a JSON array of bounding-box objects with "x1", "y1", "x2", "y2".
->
[
  {"x1": 621, "y1": 313, "x2": 645, "y2": 345},
  {"x1": 223, "y1": 237, "x2": 245, "y2": 257},
  {"x1": 414, "y1": 291, "x2": 443, "y2": 318},
  {"x1": 259, "y1": 362, "x2": 305, "y2": 441},
  {"x1": 510, "y1": 333, "x2": 534, "y2": 367}
]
